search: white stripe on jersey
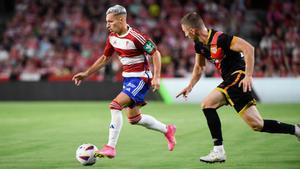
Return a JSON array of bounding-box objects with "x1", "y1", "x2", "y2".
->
[
  {"x1": 109, "y1": 36, "x2": 137, "y2": 50},
  {"x1": 107, "y1": 25, "x2": 153, "y2": 78},
  {"x1": 130, "y1": 30, "x2": 146, "y2": 44},
  {"x1": 130, "y1": 33, "x2": 145, "y2": 45},
  {"x1": 131, "y1": 30, "x2": 146, "y2": 42},
  {"x1": 122, "y1": 71, "x2": 153, "y2": 78},
  {"x1": 119, "y1": 55, "x2": 145, "y2": 65}
]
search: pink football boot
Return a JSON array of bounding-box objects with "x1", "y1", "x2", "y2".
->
[
  {"x1": 94, "y1": 145, "x2": 116, "y2": 159},
  {"x1": 164, "y1": 124, "x2": 177, "y2": 151}
]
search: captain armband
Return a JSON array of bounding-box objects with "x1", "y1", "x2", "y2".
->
[{"x1": 143, "y1": 40, "x2": 156, "y2": 54}]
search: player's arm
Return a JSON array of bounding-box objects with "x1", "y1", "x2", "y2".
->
[
  {"x1": 72, "y1": 55, "x2": 110, "y2": 86},
  {"x1": 230, "y1": 36, "x2": 255, "y2": 92},
  {"x1": 188, "y1": 53, "x2": 206, "y2": 88},
  {"x1": 151, "y1": 50, "x2": 161, "y2": 92},
  {"x1": 176, "y1": 53, "x2": 205, "y2": 98}
]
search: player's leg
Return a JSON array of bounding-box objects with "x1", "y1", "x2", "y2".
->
[
  {"x1": 127, "y1": 106, "x2": 167, "y2": 133},
  {"x1": 126, "y1": 105, "x2": 176, "y2": 151},
  {"x1": 95, "y1": 92, "x2": 132, "y2": 159},
  {"x1": 202, "y1": 89, "x2": 227, "y2": 146},
  {"x1": 200, "y1": 89, "x2": 227, "y2": 163},
  {"x1": 241, "y1": 105, "x2": 300, "y2": 140}
]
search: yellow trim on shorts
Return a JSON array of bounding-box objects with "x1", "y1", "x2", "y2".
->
[
  {"x1": 231, "y1": 70, "x2": 245, "y2": 75},
  {"x1": 224, "y1": 73, "x2": 242, "y2": 91},
  {"x1": 238, "y1": 99, "x2": 257, "y2": 116},
  {"x1": 216, "y1": 87, "x2": 234, "y2": 106}
]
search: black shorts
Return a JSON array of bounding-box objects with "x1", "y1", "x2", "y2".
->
[{"x1": 216, "y1": 70, "x2": 256, "y2": 114}]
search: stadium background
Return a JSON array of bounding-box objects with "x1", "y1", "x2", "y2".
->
[{"x1": 0, "y1": 0, "x2": 299, "y2": 169}]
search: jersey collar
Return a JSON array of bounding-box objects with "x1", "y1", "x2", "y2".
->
[
  {"x1": 204, "y1": 29, "x2": 212, "y2": 45},
  {"x1": 118, "y1": 25, "x2": 131, "y2": 38}
]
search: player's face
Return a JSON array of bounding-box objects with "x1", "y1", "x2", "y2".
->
[
  {"x1": 106, "y1": 13, "x2": 122, "y2": 34},
  {"x1": 181, "y1": 24, "x2": 196, "y2": 40}
]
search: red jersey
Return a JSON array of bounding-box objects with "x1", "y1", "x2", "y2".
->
[{"x1": 103, "y1": 26, "x2": 157, "y2": 78}]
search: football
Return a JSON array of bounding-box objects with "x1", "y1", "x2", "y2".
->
[{"x1": 76, "y1": 143, "x2": 98, "y2": 166}]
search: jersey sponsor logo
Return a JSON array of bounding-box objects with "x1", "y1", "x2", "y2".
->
[{"x1": 143, "y1": 40, "x2": 155, "y2": 54}]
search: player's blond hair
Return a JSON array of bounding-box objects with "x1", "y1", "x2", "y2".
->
[
  {"x1": 106, "y1": 4, "x2": 127, "y2": 16},
  {"x1": 181, "y1": 12, "x2": 205, "y2": 29}
]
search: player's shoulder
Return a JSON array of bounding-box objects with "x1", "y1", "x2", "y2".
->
[
  {"x1": 210, "y1": 29, "x2": 232, "y2": 45},
  {"x1": 130, "y1": 27, "x2": 143, "y2": 35},
  {"x1": 214, "y1": 30, "x2": 232, "y2": 39},
  {"x1": 128, "y1": 27, "x2": 149, "y2": 45},
  {"x1": 129, "y1": 27, "x2": 149, "y2": 38}
]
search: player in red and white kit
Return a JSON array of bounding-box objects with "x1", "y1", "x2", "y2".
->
[{"x1": 72, "y1": 5, "x2": 176, "y2": 159}]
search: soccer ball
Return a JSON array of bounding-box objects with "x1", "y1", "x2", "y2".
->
[{"x1": 76, "y1": 143, "x2": 98, "y2": 166}]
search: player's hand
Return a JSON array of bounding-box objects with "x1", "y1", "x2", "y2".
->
[
  {"x1": 176, "y1": 85, "x2": 192, "y2": 99},
  {"x1": 151, "y1": 77, "x2": 160, "y2": 92},
  {"x1": 72, "y1": 72, "x2": 88, "y2": 86},
  {"x1": 238, "y1": 75, "x2": 253, "y2": 92}
]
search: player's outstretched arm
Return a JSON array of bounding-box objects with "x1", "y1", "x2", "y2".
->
[
  {"x1": 230, "y1": 37, "x2": 255, "y2": 92},
  {"x1": 72, "y1": 55, "x2": 110, "y2": 86},
  {"x1": 151, "y1": 50, "x2": 161, "y2": 92},
  {"x1": 176, "y1": 53, "x2": 205, "y2": 98}
]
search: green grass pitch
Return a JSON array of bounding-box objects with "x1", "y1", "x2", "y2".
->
[{"x1": 0, "y1": 102, "x2": 299, "y2": 169}]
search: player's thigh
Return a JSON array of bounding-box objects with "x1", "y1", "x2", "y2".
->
[
  {"x1": 202, "y1": 89, "x2": 227, "y2": 109},
  {"x1": 240, "y1": 105, "x2": 263, "y2": 131},
  {"x1": 113, "y1": 92, "x2": 133, "y2": 107}
]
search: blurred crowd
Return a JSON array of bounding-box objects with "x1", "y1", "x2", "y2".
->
[{"x1": 0, "y1": 0, "x2": 299, "y2": 81}]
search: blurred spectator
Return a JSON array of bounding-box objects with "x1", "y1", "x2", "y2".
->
[{"x1": 0, "y1": 0, "x2": 299, "y2": 82}]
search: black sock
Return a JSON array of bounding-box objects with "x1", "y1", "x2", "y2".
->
[
  {"x1": 203, "y1": 108, "x2": 223, "y2": 146},
  {"x1": 261, "y1": 119, "x2": 295, "y2": 135}
]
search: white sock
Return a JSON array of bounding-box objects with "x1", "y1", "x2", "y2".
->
[
  {"x1": 213, "y1": 145, "x2": 225, "y2": 153},
  {"x1": 295, "y1": 124, "x2": 300, "y2": 136},
  {"x1": 107, "y1": 109, "x2": 123, "y2": 148},
  {"x1": 137, "y1": 114, "x2": 167, "y2": 133}
]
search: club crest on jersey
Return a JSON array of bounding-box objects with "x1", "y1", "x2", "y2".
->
[
  {"x1": 211, "y1": 46, "x2": 217, "y2": 54},
  {"x1": 210, "y1": 46, "x2": 224, "y2": 60}
]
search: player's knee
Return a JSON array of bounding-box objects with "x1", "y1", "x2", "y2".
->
[
  {"x1": 201, "y1": 101, "x2": 208, "y2": 109},
  {"x1": 128, "y1": 114, "x2": 142, "y2": 125},
  {"x1": 201, "y1": 100, "x2": 214, "y2": 109},
  {"x1": 109, "y1": 100, "x2": 123, "y2": 110}
]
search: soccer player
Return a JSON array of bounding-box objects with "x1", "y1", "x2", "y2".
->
[
  {"x1": 72, "y1": 5, "x2": 176, "y2": 159},
  {"x1": 177, "y1": 12, "x2": 300, "y2": 163}
]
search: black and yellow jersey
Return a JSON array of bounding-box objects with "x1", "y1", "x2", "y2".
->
[{"x1": 194, "y1": 29, "x2": 245, "y2": 79}]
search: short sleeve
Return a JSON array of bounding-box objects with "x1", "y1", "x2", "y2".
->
[
  {"x1": 217, "y1": 33, "x2": 233, "y2": 50},
  {"x1": 103, "y1": 37, "x2": 115, "y2": 57}
]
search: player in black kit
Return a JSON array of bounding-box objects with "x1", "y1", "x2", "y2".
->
[{"x1": 176, "y1": 12, "x2": 300, "y2": 163}]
